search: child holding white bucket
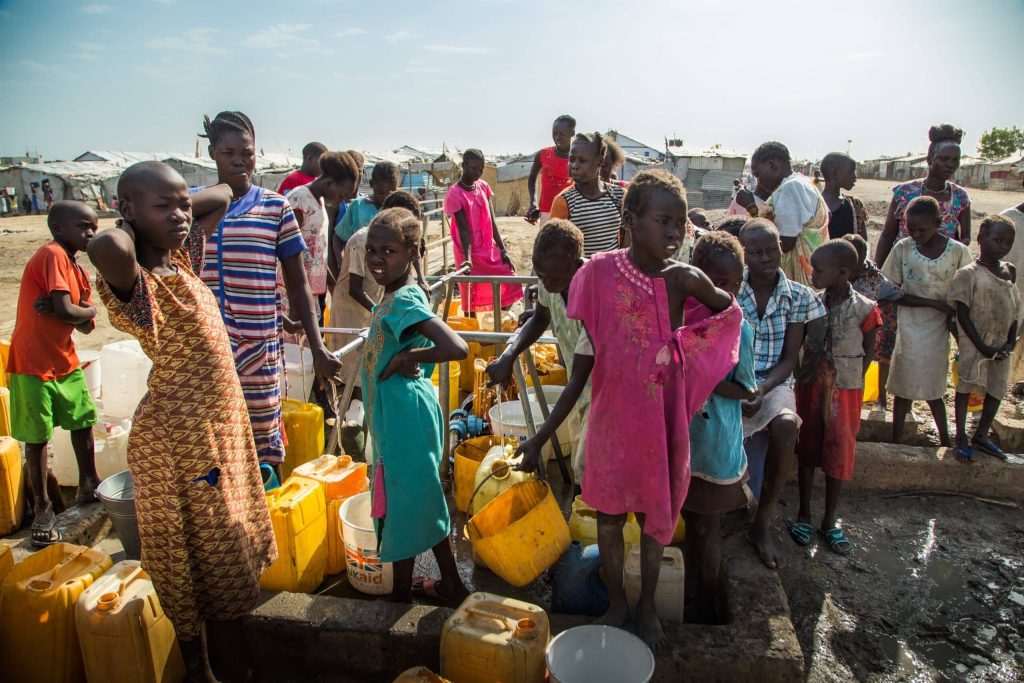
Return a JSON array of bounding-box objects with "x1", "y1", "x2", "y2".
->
[
  {"x1": 360, "y1": 207, "x2": 471, "y2": 605},
  {"x1": 88, "y1": 161, "x2": 276, "y2": 682},
  {"x1": 516, "y1": 170, "x2": 743, "y2": 651}
]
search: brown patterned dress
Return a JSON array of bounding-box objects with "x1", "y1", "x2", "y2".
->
[{"x1": 97, "y1": 223, "x2": 276, "y2": 639}]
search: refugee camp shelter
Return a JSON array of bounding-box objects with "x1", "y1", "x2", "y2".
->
[
  {"x1": 661, "y1": 146, "x2": 746, "y2": 210},
  {"x1": 607, "y1": 131, "x2": 664, "y2": 161},
  {"x1": 0, "y1": 161, "x2": 121, "y2": 209}
]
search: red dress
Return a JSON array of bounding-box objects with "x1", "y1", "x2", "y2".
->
[{"x1": 539, "y1": 147, "x2": 571, "y2": 213}]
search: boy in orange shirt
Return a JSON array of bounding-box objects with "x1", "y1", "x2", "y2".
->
[{"x1": 9, "y1": 200, "x2": 99, "y2": 547}]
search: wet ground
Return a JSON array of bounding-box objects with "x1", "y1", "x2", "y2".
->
[{"x1": 772, "y1": 485, "x2": 1024, "y2": 682}]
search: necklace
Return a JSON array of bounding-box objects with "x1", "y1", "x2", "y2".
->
[
  {"x1": 922, "y1": 179, "x2": 949, "y2": 195},
  {"x1": 976, "y1": 257, "x2": 1000, "y2": 268},
  {"x1": 458, "y1": 179, "x2": 475, "y2": 191}
]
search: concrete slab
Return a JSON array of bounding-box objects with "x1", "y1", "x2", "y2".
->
[
  {"x1": 844, "y1": 442, "x2": 1024, "y2": 501},
  {"x1": 242, "y1": 535, "x2": 804, "y2": 683},
  {"x1": 6, "y1": 499, "x2": 111, "y2": 564},
  {"x1": 991, "y1": 414, "x2": 1024, "y2": 453}
]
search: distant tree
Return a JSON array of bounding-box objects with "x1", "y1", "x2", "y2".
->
[{"x1": 977, "y1": 126, "x2": 1024, "y2": 160}]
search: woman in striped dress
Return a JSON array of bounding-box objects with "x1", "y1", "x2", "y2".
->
[
  {"x1": 199, "y1": 111, "x2": 341, "y2": 467},
  {"x1": 549, "y1": 132, "x2": 625, "y2": 257}
]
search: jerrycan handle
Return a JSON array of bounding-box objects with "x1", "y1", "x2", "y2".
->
[
  {"x1": 29, "y1": 546, "x2": 87, "y2": 591},
  {"x1": 118, "y1": 565, "x2": 145, "y2": 596},
  {"x1": 464, "y1": 607, "x2": 511, "y2": 633}
]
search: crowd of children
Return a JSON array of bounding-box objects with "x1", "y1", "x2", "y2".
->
[{"x1": 7, "y1": 111, "x2": 1024, "y2": 676}]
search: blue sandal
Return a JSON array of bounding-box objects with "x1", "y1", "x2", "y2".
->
[
  {"x1": 788, "y1": 521, "x2": 814, "y2": 546},
  {"x1": 820, "y1": 527, "x2": 853, "y2": 555},
  {"x1": 954, "y1": 445, "x2": 974, "y2": 463},
  {"x1": 972, "y1": 437, "x2": 1007, "y2": 461}
]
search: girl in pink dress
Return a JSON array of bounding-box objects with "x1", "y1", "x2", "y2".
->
[
  {"x1": 517, "y1": 170, "x2": 742, "y2": 651},
  {"x1": 443, "y1": 149, "x2": 523, "y2": 313}
]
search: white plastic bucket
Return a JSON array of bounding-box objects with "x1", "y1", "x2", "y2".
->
[
  {"x1": 52, "y1": 415, "x2": 132, "y2": 486},
  {"x1": 100, "y1": 340, "x2": 152, "y2": 419},
  {"x1": 490, "y1": 395, "x2": 574, "y2": 461},
  {"x1": 78, "y1": 350, "x2": 101, "y2": 399},
  {"x1": 546, "y1": 625, "x2": 655, "y2": 683},
  {"x1": 284, "y1": 343, "x2": 315, "y2": 402},
  {"x1": 339, "y1": 492, "x2": 393, "y2": 595}
]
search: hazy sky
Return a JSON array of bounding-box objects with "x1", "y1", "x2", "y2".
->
[{"x1": 1, "y1": 0, "x2": 1021, "y2": 162}]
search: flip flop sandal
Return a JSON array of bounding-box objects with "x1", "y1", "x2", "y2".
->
[
  {"x1": 972, "y1": 438, "x2": 1008, "y2": 461},
  {"x1": 788, "y1": 521, "x2": 814, "y2": 547},
  {"x1": 954, "y1": 445, "x2": 974, "y2": 463},
  {"x1": 413, "y1": 578, "x2": 462, "y2": 608},
  {"x1": 30, "y1": 509, "x2": 62, "y2": 549},
  {"x1": 820, "y1": 527, "x2": 853, "y2": 555}
]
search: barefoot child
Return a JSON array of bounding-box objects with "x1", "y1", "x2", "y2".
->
[
  {"x1": 685, "y1": 231, "x2": 757, "y2": 624},
  {"x1": 737, "y1": 219, "x2": 826, "y2": 569},
  {"x1": 881, "y1": 196, "x2": 971, "y2": 445},
  {"x1": 516, "y1": 170, "x2": 742, "y2": 650},
  {"x1": 792, "y1": 240, "x2": 881, "y2": 555},
  {"x1": 88, "y1": 162, "x2": 276, "y2": 682},
  {"x1": 443, "y1": 148, "x2": 523, "y2": 314},
  {"x1": 360, "y1": 208, "x2": 471, "y2": 605},
  {"x1": 9, "y1": 200, "x2": 100, "y2": 547},
  {"x1": 526, "y1": 114, "x2": 576, "y2": 225},
  {"x1": 486, "y1": 219, "x2": 590, "y2": 479},
  {"x1": 949, "y1": 215, "x2": 1022, "y2": 461}
]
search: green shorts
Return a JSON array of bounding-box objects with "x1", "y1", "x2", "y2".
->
[{"x1": 10, "y1": 369, "x2": 97, "y2": 444}]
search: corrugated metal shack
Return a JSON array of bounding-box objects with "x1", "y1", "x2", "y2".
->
[{"x1": 661, "y1": 146, "x2": 746, "y2": 210}]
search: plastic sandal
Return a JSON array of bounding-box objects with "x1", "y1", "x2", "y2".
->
[
  {"x1": 788, "y1": 521, "x2": 814, "y2": 547},
  {"x1": 972, "y1": 438, "x2": 1008, "y2": 461},
  {"x1": 820, "y1": 527, "x2": 853, "y2": 555},
  {"x1": 30, "y1": 508, "x2": 62, "y2": 549},
  {"x1": 954, "y1": 445, "x2": 974, "y2": 463}
]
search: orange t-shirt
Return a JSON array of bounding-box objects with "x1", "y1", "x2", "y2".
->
[{"x1": 8, "y1": 241, "x2": 93, "y2": 381}]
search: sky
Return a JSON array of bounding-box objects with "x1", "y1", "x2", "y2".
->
[{"x1": 0, "y1": 0, "x2": 1021, "y2": 163}]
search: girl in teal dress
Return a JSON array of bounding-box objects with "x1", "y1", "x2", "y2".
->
[{"x1": 360, "y1": 207, "x2": 471, "y2": 604}]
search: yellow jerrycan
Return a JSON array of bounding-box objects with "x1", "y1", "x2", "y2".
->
[
  {"x1": 440, "y1": 592, "x2": 550, "y2": 683},
  {"x1": 281, "y1": 397, "x2": 325, "y2": 481},
  {"x1": 260, "y1": 476, "x2": 328, "y2": 593},
  {"x1": 0, "y1": 436, "x2": 24, "y2": 535},
  {"x1": 469, "y1": 442, "x2": 532, "y2": 515},
  {"x1": 0, "y1": 543, "x2": 112, "y2": 683},
  {"x1": 75, "y1": 560, "x2": 186, "y2": 683},
  {"x1": 0, "y1": 386, "x2": 10, "y2": 436},
  {"x1": 293, "y1": 454, "x2": 369, "y2": 575}
]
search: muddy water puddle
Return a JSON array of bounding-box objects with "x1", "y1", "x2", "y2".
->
[{"x1": 776, "y1": 488, "x2": 1023, "y2": 681}]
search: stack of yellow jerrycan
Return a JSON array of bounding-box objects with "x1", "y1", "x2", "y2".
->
[
  {"x1": 0, "y1": 437, "x2": 24, "y2": 535},
  {"x1": 75, "y1": 560, "x2": 186, "y2": 683},
  {"x1": 280, "y1": 397, "x2": 324, "y2": 480},
  {"x1": 440, "y1": 592, "x2": 549, "y2": 683},
  {"x1": 292, "y1": 454, "x2": 369, "y2": 575},
  {"x1": 0, "y1": 543, "x2": 113, "y2": 683},
  {"x1": 260, "y1": 476, "x2": 328, "y2": 592}
]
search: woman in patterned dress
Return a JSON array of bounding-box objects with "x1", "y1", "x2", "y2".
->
[{"x1": 89, "y1": 162, "x2": 277, "y2": 683}]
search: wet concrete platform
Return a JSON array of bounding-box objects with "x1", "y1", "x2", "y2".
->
[{"x1": 242, "y1": 533, "x2": 804, "y2": 682}]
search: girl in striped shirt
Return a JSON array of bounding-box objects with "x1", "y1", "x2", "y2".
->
[{"x1": 549, "y1": 132, "x2": 625, "y2": 257}]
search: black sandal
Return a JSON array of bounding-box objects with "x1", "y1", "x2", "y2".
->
[{"x1": 30, "y1": 506, "x2": 61, "y2": 549}]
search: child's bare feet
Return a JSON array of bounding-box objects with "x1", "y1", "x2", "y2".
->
[
  {"x1": 635, "y1": 599, "x2": 666, "y2": 653},
  {"x1": 746, "y1": 521, "x2": 782, "y2": 570},
  {"x1": 594, "y1": 595, "x2": 629, "y2": 628},
  {"x1": 74, "y1": 475, "x2": 101, "y2": 505}
]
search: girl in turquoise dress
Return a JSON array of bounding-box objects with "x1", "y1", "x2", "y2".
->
[{"x1": 360, "y1": 207, "x2": 471, "y2": 605}]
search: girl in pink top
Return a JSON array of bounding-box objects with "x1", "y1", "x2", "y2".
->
[
  {"x1": 443, "y1": 149, "x2": 523, "y2": 313},
  {"x1": 516, "y1": 170, "x2": 742, "y2": 652}
]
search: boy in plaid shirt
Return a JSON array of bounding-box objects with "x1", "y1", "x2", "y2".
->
[{"x1": 737, "y1": 219, "x2": 826, "y2": 569}]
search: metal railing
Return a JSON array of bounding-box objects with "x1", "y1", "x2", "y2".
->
[{"x1": 318, "y1": 272, "x2": 574, "y2": 485}]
